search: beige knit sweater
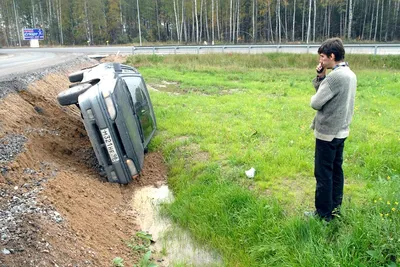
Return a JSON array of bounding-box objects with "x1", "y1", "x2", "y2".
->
[{"x1": 310, "y1": 65, "x2": 357, "y2": 141}]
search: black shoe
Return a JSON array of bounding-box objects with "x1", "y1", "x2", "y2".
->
[{"x1": 304, "y1": 210, "x2": 332, "y2": 222}]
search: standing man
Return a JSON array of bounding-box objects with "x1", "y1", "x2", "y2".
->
[{"x1": 308, "y1": 38, "x2": 357, "y2": 221}]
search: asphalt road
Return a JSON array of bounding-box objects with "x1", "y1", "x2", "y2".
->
[
  {"x1": 0, "y1": 52, "x2": 79, "y2": 77},
  {"x1": 0, "y1": 47, "x2": 133, "y2": 78}
]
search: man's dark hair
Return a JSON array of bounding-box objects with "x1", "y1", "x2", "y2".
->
[{"x1": 318, "y1": 38, "x2": 345, "y2": 61}]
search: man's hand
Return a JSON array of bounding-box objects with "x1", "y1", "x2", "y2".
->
[{"x1": 316, "y1": 63, "x2": 326, "y2": 78}]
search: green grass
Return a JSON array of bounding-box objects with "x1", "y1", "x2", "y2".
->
[{"x1": 126, "y1": 53, "x2": 400, "y2": 266}]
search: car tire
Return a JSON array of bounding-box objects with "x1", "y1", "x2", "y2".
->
[
  {"x1": 68, "y1": 71, "x2": 84, "y2": 83},
  {"x1": 57, "y1": 83, "x2": 92, "y2": 106}
]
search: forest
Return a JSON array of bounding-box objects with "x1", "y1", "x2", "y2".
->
[{"x1": 1, "y1": 0, "x2": 399, "y2": 47}]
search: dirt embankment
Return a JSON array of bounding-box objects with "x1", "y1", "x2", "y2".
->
[{"x1": 0, "y1": 57, "x2": 167, "y2": 266}]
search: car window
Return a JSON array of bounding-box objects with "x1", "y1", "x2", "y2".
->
[{"x1": 121, "y1": 80, "x2": 135, "y2": 109}]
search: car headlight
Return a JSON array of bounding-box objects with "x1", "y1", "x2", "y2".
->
[{"x1": 102, "y1": 89, "x2": 116, "y2": 120}]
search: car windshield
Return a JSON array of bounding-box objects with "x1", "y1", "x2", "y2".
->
[
  {"x1": 122, "y1": 76, "x2": 141, "y2": 102},
  {"x1": 122, "y1": 76, "x2": 155, "y2": 145}
]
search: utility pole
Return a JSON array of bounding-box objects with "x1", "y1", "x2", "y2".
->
[
  {"x1": 136, "y1": 0, "x2": 142, "y2": 46},
  {"x1": 13, "y1": 0, "x2": 21, "y2": 46}
]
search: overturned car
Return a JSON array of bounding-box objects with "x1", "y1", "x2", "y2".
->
[{"x1": 57, "y1": 63, "x2": 157, "y2": 184}]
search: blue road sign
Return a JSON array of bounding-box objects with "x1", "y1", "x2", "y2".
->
[{"x1": 23, "y1": 28, "x2": 44, "y2": 40}]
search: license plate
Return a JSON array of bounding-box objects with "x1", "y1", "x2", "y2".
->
[{"x1": 100, "y1": 128, "x2": 119, "y2": 163}]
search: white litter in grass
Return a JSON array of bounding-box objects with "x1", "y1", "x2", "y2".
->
[{"x1": 245, "y1": 167, "x2": 255, "y2": 178}]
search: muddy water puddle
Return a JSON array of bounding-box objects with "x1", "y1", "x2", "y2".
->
[{"x1": 131, "y1": 185, "x2": 222, "y2": 266}]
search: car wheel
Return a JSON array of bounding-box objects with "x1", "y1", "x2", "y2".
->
[
  {"x1": 68, "y1": 70, "x2": 84, "y2": 83},
  {"x1": 57, "y1": 83, "x2": 92, "y2": 106}
]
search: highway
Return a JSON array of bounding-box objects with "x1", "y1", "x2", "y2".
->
[
  {"x1": 0, "y1": 46, "x2": 132, "y2": 77},
  {"x1": 0, "y1": 52, "x2": 79, "y2": 77}
]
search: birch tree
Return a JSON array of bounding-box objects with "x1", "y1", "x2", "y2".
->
[
  {"x1": 276, "y1": 0, "x2": 281, "y2": 43},
  {"x1": 180, "y1": 0, "x2": 185, "y2": 42},
  {"x1": 205, "y1": 0, "x2": 210, "y2": 42},
  {"x1": 236, "y1": 0, "x2": 240, "y2": 43},
  {"x1": 136, "y1": 0, "x2": 141, "y2": 45},
  {"x1": 229, "y1": 0, "x2": 233, "y2": 42},
  {"x1": 292, "y1": 0, "x2": 296, "y2": 41},
  {"x1": 216, "y1": 0, "x2": 220, "y2": 41},
  {"x1": 31, "y1": 0, "x2": 35, "y2": 27},
  {"x1": 374, "y1": 0, "x2": 380, "y2": 41},
  {"x1": 199, "y1": 0, "x2": 203, "y2": 41},
  {"x1": 84, "y1": 0, "x2": 91, "y2": 43},
  {"x1": 312, "y1": 0, "x2": 316, "y2": 42},
  {"x1": 327, "y1": 2, "x2": 331, "y2": 38},
  {"x1": 212, "y1": 0, "x2": 215, "y2": 43},
  {"x1": 13, "y1": 0, "x2": 21, "y2": 46},
  {"x1": 56, "y1": 0, "x2": 63, "y2": 44},
  {"x1": 284, "y1": 1, "x2": 288, "y2": 41},
  {"x1": 268, "y1": 0, "x2": 274, "y2": 42},
  {"x1": 232, "y1": 0, "x2": 236, "y2": 42},
  {"x1": 0, "y1": 3, "x2": 10, "y2": 46},
  {"x1": 195, "y1": 0, "x2": 199, "y2": 43},
  {"x1": 173, "y1": 0, "x2": 180, "y2": 42},
  {"x1": 347, "y1": 0, "x2": 353, "y2": 39}
]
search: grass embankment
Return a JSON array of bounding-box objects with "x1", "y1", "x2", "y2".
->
[{"x1": 126, "y1": 53, "x2": 400, "y2": 266}]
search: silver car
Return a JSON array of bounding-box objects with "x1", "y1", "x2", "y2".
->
[{"x1": 57, "y1": 63, "x2": 157, "y2": 184}]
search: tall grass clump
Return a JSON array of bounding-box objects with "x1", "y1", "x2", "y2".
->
[{"x1": 128, "y1": 53, "x2": 400, "y2": 266}]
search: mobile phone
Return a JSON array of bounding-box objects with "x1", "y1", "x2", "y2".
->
[{"x1": 317, "y1": 65, "x2": 324, "y2": 74}]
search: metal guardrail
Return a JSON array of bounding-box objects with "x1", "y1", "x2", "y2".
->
[{"x1": 131, "y1": 44, "x2": 400, "y2": 56}]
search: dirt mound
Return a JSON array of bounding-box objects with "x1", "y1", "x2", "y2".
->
[
  {"x1": 100, "y1": 55, "x2": 128, "y2": 64},
  {"x1": 0, "y1": 59, "x2": 167, "y2": 266}
]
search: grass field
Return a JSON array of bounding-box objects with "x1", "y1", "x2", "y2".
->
[{"x1": 126, "y1": 53, "x2": 400, "y2": 266}]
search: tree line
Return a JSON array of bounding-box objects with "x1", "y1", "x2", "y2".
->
[{"x1": 1, "y1": 0, "x2": 399, "y2": 47}]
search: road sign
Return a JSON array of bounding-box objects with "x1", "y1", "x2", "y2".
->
[{"x1": 23, "y1": 28, "x2": 44, "y2": 40}]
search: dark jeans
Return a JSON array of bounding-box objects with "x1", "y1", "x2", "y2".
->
[{"x1": 314, "y1": 138, "x2": 346, "y2": 220}]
